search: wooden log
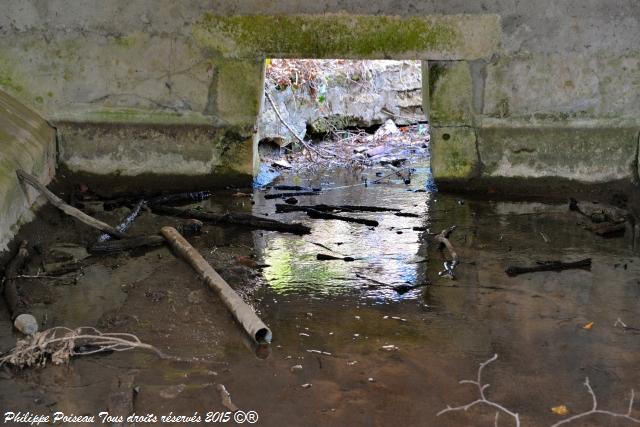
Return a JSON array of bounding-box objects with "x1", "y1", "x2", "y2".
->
[
  {"x1": 152, "y1": 205, "x2": 311, "y2": 235},
  {"x1": 275, "y1": 203, "x2": 400, "y2": 213},
  {"x1": 2, "y1": 240, "x2": 29, "y2": 319},
  {"x1": 316, "y1": 253, "x2": 355, "y2": 262},
  {"x1": 97, "y1": 199, "x2": 144, "y2": 242},
  {"x1": 89, "y1": 220, "x2": 203, "y2": 254},
  {"x1": 160, "y1": 226, "x2": 272, "y2": 344},
  {"x1": 264, "y1": 191, "x2": 320, "y2": 200},
  {"x1": 103, "y1": 191, "x2": 212, "y2": 211},
  {"x1": 16, "y1": 169, "x2": 125, "y2": 239},
  {"x1": 272, "y1": 185, "x2": 321, "y2": 192},
  {"x1": 505, "y1": 258, "x2": 592, "y2": 277},
  {"x1": 307, "y1": 209, "x2": 379, "y2": 226},
  {"x1": 89, "y1": 235, "x2": 165, "y2": 254},
  {"x1": 394, "y1": 212, "x2": 421, "y2": 218}
]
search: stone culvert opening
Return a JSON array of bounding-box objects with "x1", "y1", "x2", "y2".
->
[{"x1": 257, "y1": 59, "x2": 430, "y2": 176}]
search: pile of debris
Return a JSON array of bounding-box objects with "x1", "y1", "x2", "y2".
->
[{"x1": 262, "y1": 118, "x2": 429, "y2": 172}]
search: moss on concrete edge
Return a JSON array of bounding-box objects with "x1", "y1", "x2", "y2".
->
[{"x1": 193, "y1": 14, "x2": 501, "y2": 60}]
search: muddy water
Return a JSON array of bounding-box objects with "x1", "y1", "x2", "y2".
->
[{"x1": 1, "y1": 164, "x2": 639, "y2": 427}]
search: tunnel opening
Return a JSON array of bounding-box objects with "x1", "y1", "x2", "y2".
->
[{"x1": 256, "y1": 59, "x2": 430, "y2": 184}]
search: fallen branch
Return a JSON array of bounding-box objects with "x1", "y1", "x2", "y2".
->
[
  {"x1": 317, "y1": 253, "x2": 355, "y2": 262},
  {"x1": 0, "y1": 326, "x2": 168, "y2": 368},
  {"x1": 264, "y1": 90, "x2": 329, "y2": 159},
  {"x1": 393, "y1": 282, "x2": 429, "y2": 295},
  {"x1": 103, "y1": 191, "x2": 212, "y2": 211},
  {"x1": 16, "y1": 170, "x2": 125, "y2": 239},
  {"x1": 437, "y1": 354, "x2": 520, "y2": 426},
  {"x1": 306, "y1": 209, "x2": 379, "y2": 227},
  {"x1": 272, "y1": 185, "x2": 320, "y2": 191},
  {"x1": 371, "y1": 168, "x2": 411, "y2": 184},
  {"x1": 550, "y1": 377, "x2": 639, "y2": 426},
  {"x1": 435, "y1": 226, "x2": 458, "y2": 279},
  {"x1": 394, "y1": 212, "x2": 421, "y2": 218},
  {"x1": 89, "y1": 220, "x2": 203, "y2": 254},
  {"x1": 97, "y1": 199, "x2": 144, "y2": 242},
  {"x1": 264, "y1": 191, "x2": 320, "y2": 200},
  {"x1": 2, "y1": 240, "x2": 29, "y2": 319},
  {"x1": 161, "y1": 226, "x2": 272, "y2": 344},
  {"x1": 505, "y1": 258, "x2": 591, "y2": 277},
  {"x1": 151, "y1": 205, "x2": 310, "y2": 235},
  {"x1": 275, "y1": 203, "x2": 400, "y2": 213}
]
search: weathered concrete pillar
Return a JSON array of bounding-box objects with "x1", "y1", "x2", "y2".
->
[
  {"x1": 209, "y1": 59, "x2": 266, "y2": 177},
  {"x1": 0, "y1": 90, "x2": 56, "y2": 250},
  {"x1": 425, "y1": 61, "x2": 480, "y2": 183}
]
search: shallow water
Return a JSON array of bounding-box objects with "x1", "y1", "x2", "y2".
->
[{"x1": 1, "y1": 163, "x2": 639, "y2": 426}]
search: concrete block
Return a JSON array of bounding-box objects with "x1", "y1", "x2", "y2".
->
[
  {"x1": 0, "y1": 90, "x2": 56, "y2": 251},
  {"x1": 427, "y1": 61, "x2": 474, "y2": 126},
  {"x1": 430, "y1": 127, "x2": 479, "y2": 180},
  {"x1": 478, "y1": 126, "x2": 640, "y2": 182}
]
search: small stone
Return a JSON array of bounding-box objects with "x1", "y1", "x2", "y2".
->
[
  {"x1": 368, "y1": 378, "x2": 375, "y2": 382},
  {"x1": 354, "y1": 315, "x2": 361, "y2": 320},
  {"x1": 299, "y1": 332, "x2": 310, "y2": 337},
  {"x1": 290, "y1": 365, "x2": 303, "y2": 373},
  {"x1": 381, "y1": 345, "x2": 399, "y2": 351},
  {"x1": 301, "y1": 383, "x2": 312, "y2": 388},
  {"x1": 347, "y1": 361, "x2": 358, "y2": 366}
]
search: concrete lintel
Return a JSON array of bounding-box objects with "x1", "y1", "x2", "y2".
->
[{"x1": 193, "y1": 14, "x2": 501, "y2": 60}]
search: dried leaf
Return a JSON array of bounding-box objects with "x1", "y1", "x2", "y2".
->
[
  {"x1": 582, "y1": 321, "x2": 594, "y2": 330},
  {"x1": 551, "y1": 405, "x2": 569, "y2": 415}
]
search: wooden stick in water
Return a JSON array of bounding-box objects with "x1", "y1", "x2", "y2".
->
[
  {"x1": 160, "y1": 226, "x2": 272, "y2": 344},
  {"x1": 16, "y1": 169, "x2": 125, "y2": 239}
]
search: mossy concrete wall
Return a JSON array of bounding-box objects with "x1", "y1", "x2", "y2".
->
[
  {"x1": 0, "y1": 89, "x2": 56, "y2": 251},
  {"x1": 1, "y1": 1, "x2": 639, "y2": 188}
]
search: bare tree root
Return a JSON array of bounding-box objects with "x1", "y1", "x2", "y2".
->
[
  {"x1": 0, "y1": 326, "x2": 170, "y2": 369},
  {"x1": 549, "y1": 378, "x2": 639, "y2": 426},
  {"x1": 437, "y1": 354, "x2": 521, "y2": 427},
  {"x1": 435, "y1": 226, "x2": 459, "y2": 279}
]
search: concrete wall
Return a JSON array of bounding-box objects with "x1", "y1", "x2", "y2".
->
[
  {"x1": 0, "y1": 90, "x2": 56, "y2": 251},
  {"x1": 1, "y1": 1, "x2": 638, "y2": 188}
]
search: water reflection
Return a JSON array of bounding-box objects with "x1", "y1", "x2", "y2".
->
[{"x1": 254, "y1": 164, "x2": 432, "y2": 301}]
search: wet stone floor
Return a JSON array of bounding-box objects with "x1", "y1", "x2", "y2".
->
[{"x1": 1, "y1": 163, "x2": 640, "y2": 426}]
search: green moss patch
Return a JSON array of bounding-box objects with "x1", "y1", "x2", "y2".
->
[{"x1": 193, "y1": 14, "x2": 500, "y2": 60}]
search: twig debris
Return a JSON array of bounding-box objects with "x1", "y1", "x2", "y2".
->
[
  {"x1": 437, "y1": 354, "x2": 520, "y2": 426},
  {"x1": 549, "y1": 378, "x2": 639, "y2": 426},
  {"x1": 435, "y1": 226, "x2": 458, "y2": 279}
]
